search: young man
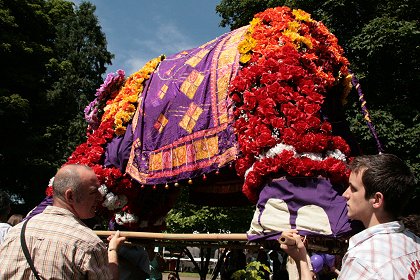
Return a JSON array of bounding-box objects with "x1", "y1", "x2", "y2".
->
[
  {"x1": 281, "y1": 154, "x2": 419, "y2": 279},
  {"x1": 0, "y1": 164, "x2": 126, "y2": 279}
]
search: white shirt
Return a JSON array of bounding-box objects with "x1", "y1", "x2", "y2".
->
[
  {"x1": 339, "y1": 221, "x2": 420, "y2": 280},
  {"x1": 0, "y1": 222, "x2": 11, "y2": 244}
]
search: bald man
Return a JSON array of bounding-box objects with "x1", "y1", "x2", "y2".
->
[{"x1": 0, "y1": 164, "x2": 125, "y2": 279}]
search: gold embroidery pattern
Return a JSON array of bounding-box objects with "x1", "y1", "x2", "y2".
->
[
  {"x1": 164, "y1": 65, "x2": 175, "y2": 77},
  {"x1": 185, "y1": 49, "x2": 210, "y2": 67},
  {"x1": 172, "y1": 145, "x2": 187, "y2": 168},
  {"x1": 153, "y1": 114, "x2": 168, "y2": 133},
  {"x1": 219, "y1": 47, "x2": 237, "y2": 67},
  {"x1": 159, "y1": 84, "x2": 168, "y2": 100},
  {"x1": 216, "y1": 34, "x2": 243, "y2": 125},
  {"x1": 179, "y1": 102, "x2": 203, "y2": 133},
  {"x1": 180, "y1": 70, "x2": 205, "y2": 99},
  {"x1": 149, "y1": 152, "x2": 162, "y2": 171},
  {"x1": 133, "y1": 138, "x2": 141, "y2": 149},
  {"x1": 194, "y1": 136, "x2": 219, "y2": 161},
  {"x1": 174, "y1": 51, "x2": 189, "y2": 59},
  {"x1": 148, "y1": 136, "x2": 219, "y2": 171}
]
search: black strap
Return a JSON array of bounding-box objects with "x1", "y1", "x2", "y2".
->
[{"x1": 20, "y1": 219, "x2": 42, "y2": 280}]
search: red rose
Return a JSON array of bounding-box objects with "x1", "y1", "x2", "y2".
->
[
  {"x1": 271, "y1": 117, "x2": 285, "y2": 130},
  {"x1": 45, "y1": 186, "x2": 53, "y2": 197},
  {"x1": 332, "y1": 136, "x2": 351, "y2": 155},
  {"x1": 235, "y1": 156, "x2": 254, "y2": 177},
  {"x1": 230, "y1": 92, "x2": 242, "y2": 103},
  {"x1": 243, "y1": 90, "x2": 257, "y2": 110}
]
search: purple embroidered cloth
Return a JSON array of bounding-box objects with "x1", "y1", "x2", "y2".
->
[
  {"x1": 105, "y1": 27, "x2": 248, "y2": 185},
  {"x1": 247, "y1": 177, "x2": 356, "y2": 240}
]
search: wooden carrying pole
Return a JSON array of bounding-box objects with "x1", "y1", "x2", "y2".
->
[
  {"x1": 95, "y1": 231, "x2": 348, "y2": 253},
  {"x1": 95, "y1": 231, "x2": 248, "y2": 241}
]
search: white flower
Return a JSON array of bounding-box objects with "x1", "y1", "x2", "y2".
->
[
  {"x1": 256, "y1": 143, "x2": 296, "y2": 160},
  {"x1": 244, "y1": 164, "x2": 254, "y2": 179},
  {"x1": 48, "y1": 177, "x2": 55, "y2": 187},
  {"x1": 115, "y1": 212, "x2": 139, "y2": 225},
  {"x1": 327, "y1": 149, "x2": 346, "y2": 161},
  {"x1": 98, "y1": 184, "x2": 108, "y2": 197},
  {"x1": 103, "y1": 193, "x2": 118, "y2": 210},
  {"x1": 266, "y1": 143, "x2": 295, "y2": 158},
  {"x1": 301, "y1": 152, "x2": 323, "y2": 161},
  {"x1": 102, "y1": 193, "x2": 128, "y2": 211}
]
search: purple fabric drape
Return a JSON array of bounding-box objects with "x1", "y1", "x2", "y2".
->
[
  {"x1": 247, "y1": 177, "x2": 355, "y2": 240},
  {"x1": 104, "y1": 27, "x2": 248, "y2": 185}
]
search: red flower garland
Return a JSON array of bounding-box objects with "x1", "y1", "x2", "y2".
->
[{"x1": 230, "y1": 7, "x2": 352, "y2": 202}]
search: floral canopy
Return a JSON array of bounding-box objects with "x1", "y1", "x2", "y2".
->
[{"x1": 44, "y1": 7, "x2": 366, "y2": 239}]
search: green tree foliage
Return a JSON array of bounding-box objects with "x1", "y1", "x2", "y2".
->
[
  {"x1": 232, "y1": 261, "x2": 271, "y2": 280},
  {"x1": 166, "y1": 188, "x2": 255, "y2": 234},
  {"x1": 0, "y1": 0, "x2": 113, "y2": 208},
  {"x1": 216, "y1": 0, "x2": 420, "y2": 212}
]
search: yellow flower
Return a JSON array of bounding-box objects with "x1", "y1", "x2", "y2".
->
[
  {"x1": 114, "y1": 117, "x2": 123, "y2": 127},
  {"x1": 248, "y1": 37, "x2": 257, "y2": 49},
  {"x1": 126, "y1": 94, "x2": 138, "y2": 103},
  {"x1": 115, "y1": 111, "x2": 127, "y2": 122},
  {"x1": 288, "y1": 21, "x2": 300, "y2": 32},
  {"x1": 115, "y1": 126, "x2": 126, "y2": 136},
  {"x1": 292, "y1": 9, "x2": 313, "y2": 22},
  {"x1": 240, "y1": 53, "x2": 252, "y2": 64},
  {"x1": 100, "y1": 55, "x2": 165, "y2": 135},
  {"x1": 299, "y1": 36, "x2": 313, "y2": 49},
  {"x1": 283, "y1": 30, "x2": 313, "y2": 49},
  {"x1": 249, "y1": 18, "x2": 261, "y2": 33},
  {"x1": 125, "y1": 104, "x2": 136, "y2": 113},
  {"x1": 238, "y1": 30, "x2": 257, "y2": 54},
  {"x1": 250, "y1": 17, "x2": 261, "y2": 28},
  {"x1": 283, "y1": 30, "x2": 300, "y2": 41}
]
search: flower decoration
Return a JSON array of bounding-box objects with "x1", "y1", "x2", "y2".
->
[
  {"x1": 45, "y1": 177, "x2": 54, "y2": 196},
  {"x1": 229, "y1": 7, "x2": 352, "y2": 202},
  {"x1": 238, "y1": 18, "x2": 260, "y2": 64},
  {"x1": 115, "y1": 212, "x2": 139, "y2": 225},
  {"x1": 102, "y1": 55, "x2": 165, "y2": 136},
  {"x1": 45, "y1": 56, "x2": 164, "y2": 227},
  {"x1": 84, "y1": 70, "x2": 126, "y2": 130}
]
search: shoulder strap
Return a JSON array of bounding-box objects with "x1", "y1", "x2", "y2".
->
[{"x1": 20, "y1": 219, "x2": 41, "y2": 280}]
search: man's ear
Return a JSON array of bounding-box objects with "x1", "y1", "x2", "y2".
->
[
  {"x1": 64, "y1": 188, "x2": 75, "y2": 204},
  {"x1": 371, "y1": 192, "x2": 385, "y2": 209}
]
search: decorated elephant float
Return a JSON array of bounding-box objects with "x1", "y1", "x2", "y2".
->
[{"x1": 41, "y1": 6, "x2": 381, "y2": 246}]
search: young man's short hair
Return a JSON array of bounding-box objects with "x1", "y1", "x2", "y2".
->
[{"x1": 349, "y1": 154, "x2": 417, "y2": 217}]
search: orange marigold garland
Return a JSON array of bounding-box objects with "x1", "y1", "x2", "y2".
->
[{"x1": 102, "y1": 55, "x2": 165, "y2": 136}]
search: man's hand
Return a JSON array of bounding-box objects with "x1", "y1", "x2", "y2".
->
[
  {"x1": 107, "y1": 230, "x2": 126, "y2": 280},
  {"x1": 279, "y1": 230, "x2": 313, "y2": 280},
  {"x1": 279, "y1": 229, "x2": 307, "y2": 261},
  {"x1": 107, "y1": 230, "x2": 126, "y2": 252}
]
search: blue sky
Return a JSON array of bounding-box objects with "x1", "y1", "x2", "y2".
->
[{"x1": 76, "y1": 0, "x2": 229, "y2": 75}]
